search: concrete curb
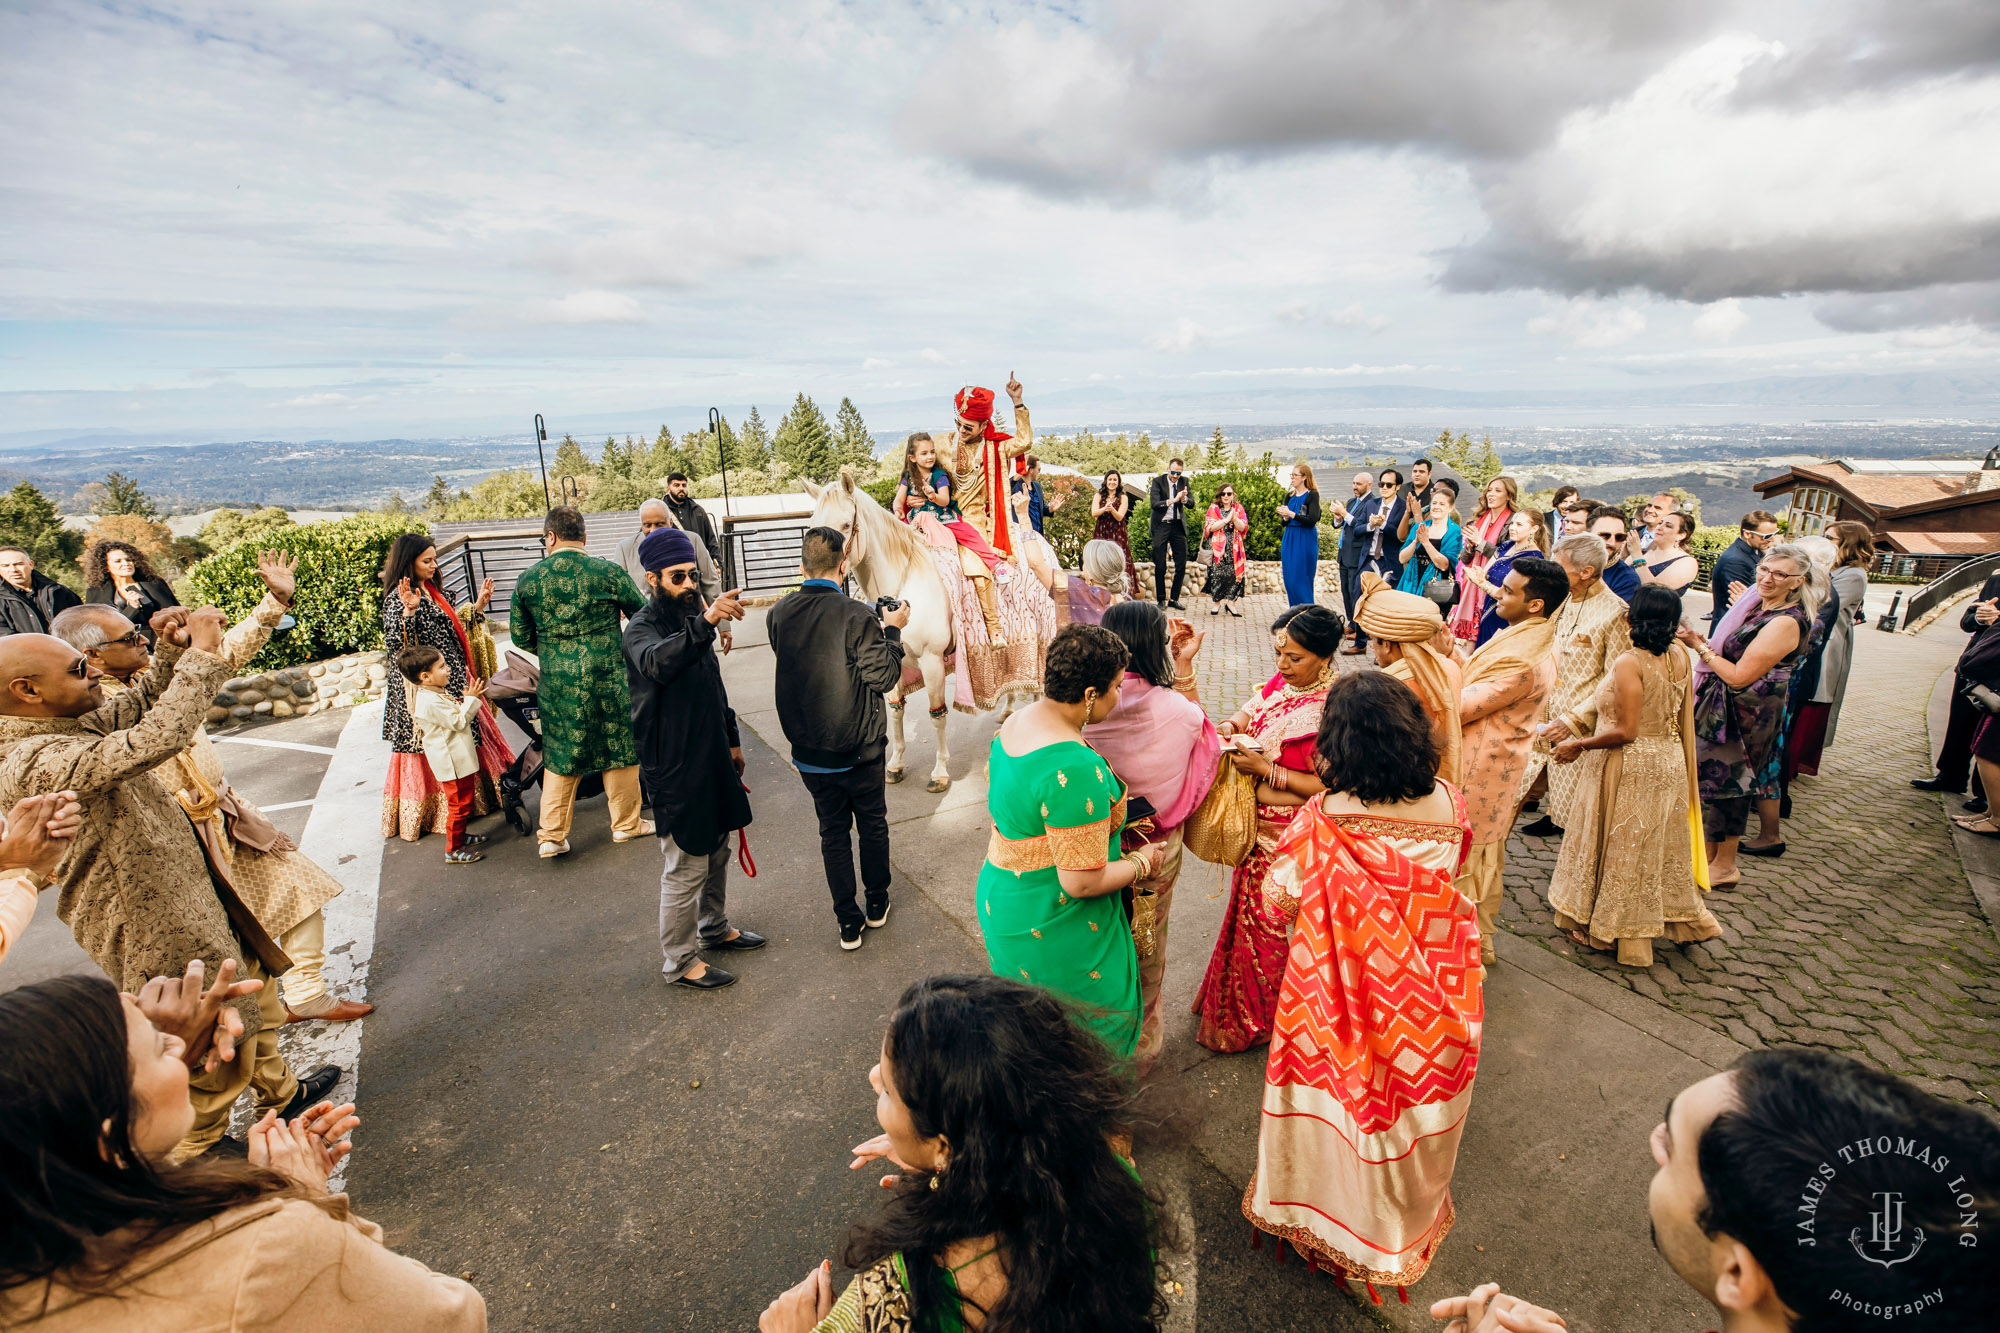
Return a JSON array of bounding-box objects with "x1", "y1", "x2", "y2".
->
[{"x1": 1494, "y1": 932, "x2": 1748, "y2": 1071}]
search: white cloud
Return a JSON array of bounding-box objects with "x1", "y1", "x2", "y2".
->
[
  {"x1": 531, "y1": 291, "x2": 646, "y2": 325},
  {"x1": 1146, "y1": 318, "x2": 1214, "y2": 353},
  {"x1": 919, "y1": 348, "x2": 950, "y2": 364},
  {"x1": 1196, "y1": 364, "x2": 1433, "y2": 377},
  {"x1": 1527, "y1": 299, "x2": 1647, "y2": 348},
  {"x1": 862, "y1": 357, "x2": 894, "y2": 370},
  {"x1": 1691, "y1": 298, "x2": 1748, "y2": 342},
  {"x1": 1275, "y1": 301, "x2": 1392, "y2": 332}
]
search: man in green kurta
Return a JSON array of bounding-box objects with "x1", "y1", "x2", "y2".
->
[{"x1": 510, "y1": 506, "x2": 648, "y2": 858}]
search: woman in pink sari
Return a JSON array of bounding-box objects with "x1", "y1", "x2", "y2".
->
[
  {"x1": 1446, "y1": 475, "x2": 1517, "y2": 643},
  {"x1": 1191, "y1": 604, "x2": 1343, "y2": 1053},
  {"x1": 1086, "y1": 600, "x2": 1219, "y2": 1073},
  {"x1": 1246, "y1": 670, "x2": 1479, "y2": 1301}
]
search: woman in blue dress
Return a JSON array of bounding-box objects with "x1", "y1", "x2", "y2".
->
[
  {"x1": 1397, "y1": 477, "x2": 1463, "y2": 601},
  {"x1": 1278, "y1": 462, "x2": 1322, "y2": 608}
]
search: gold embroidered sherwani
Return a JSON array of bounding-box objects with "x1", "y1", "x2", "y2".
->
[
  {"x1": 1519, "y1": 581, "x2": 1632, "y2": 825},
  {"x1": 947, "y1": 402, "x2": 1033, "y2": 547}
]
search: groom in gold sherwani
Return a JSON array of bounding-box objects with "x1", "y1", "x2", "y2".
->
[{"x1": 1518, "y1": 532, "x2": 1633, "y2": 835}]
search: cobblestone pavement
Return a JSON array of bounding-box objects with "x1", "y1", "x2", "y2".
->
[{"x1": 1181, "y1": 591, "x2": 2000, "y2": 1111}]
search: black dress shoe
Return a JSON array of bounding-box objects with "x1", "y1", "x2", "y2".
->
[
  {"x1": 673, "y1": 965, "x2": 737, "y2": 989},
  {"x1": 1964, "y1": 798, "x2": 1989, "y2": 814},
  {"x1": 1911, "y1": 776, "x2": 1965, "y2": 794},
  {"x1": 279, "y1": 1063, "x2": 342, "y2": 1121},
  {"x1": 1169, "y1": 600, "x2": 1187, "y2": 611},
  {"x1": 705, "y1": 929, "x2": 767, "y2": 952},
  {"x1": 1740, "y1": 841, "x2": 1786, "y2": 858},
  {"x1": 1519, "y1": 816, "x2": 1564, "y2": 837}
]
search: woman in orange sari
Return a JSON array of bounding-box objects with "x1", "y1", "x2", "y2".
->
[
  {"x1": 1245, "y1": 670, "x2": 1480, "y2": 1301},
  {"x1": 1191, "y1": 604, "x2": 1343, "y2": 1053}
]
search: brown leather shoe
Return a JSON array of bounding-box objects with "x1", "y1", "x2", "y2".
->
[
  {"x1": 1339, "y1": 643, "x2": 1366, "y2": 655},
  {"x1": 285, "y1": 998, "x2": 374, "y2": 1025}
]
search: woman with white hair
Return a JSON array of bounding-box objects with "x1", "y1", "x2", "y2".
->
[
  {"x1": 1063, "y1": 539, "x2": 1128, "y2": 627},
  {"x1": 1678, "y1": 542, "x2": 1819, "y2": 888}
]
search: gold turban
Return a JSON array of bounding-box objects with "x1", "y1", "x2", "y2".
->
[{"x1": 1355, "y1": 573, "x2": 1462, "y2": 786}]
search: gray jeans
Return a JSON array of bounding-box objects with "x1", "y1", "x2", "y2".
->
[{"x1": 659, "y1": 833, "x2": 732, "y2": 981}]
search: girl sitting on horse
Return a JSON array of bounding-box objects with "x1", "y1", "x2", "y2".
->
[{"x1": 893, "y1": 431, "x2": 1009, "y2": 641}]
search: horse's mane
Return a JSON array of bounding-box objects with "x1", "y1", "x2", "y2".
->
[{"x1": 828, "y1": 467, "x2": 932, "y2": 571}]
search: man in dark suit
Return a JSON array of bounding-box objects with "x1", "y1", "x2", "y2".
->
[
  {"x1": 1148, "y1": 458, "x2": 1193, "y2": 609},
  {"x1": 1329, "y1": 471, "x2": 1374, "y2": 642},
  {"x1": 1913, "y1": 568, "x2": 2000, "y2": 809},
  {"x1": 1706, "y1": 510, "x2": 1779, "y2": 623},
  {"x1": 1342, "y1": 468, "x2": 1408, "y2": 655}
]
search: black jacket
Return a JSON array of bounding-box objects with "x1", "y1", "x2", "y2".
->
[
  {"x1": 1148, "y1": 473, "x2": 1193, "y2": 535},
  {"x1": 1958, "y1": 573, "x2": 2000, "y2": 687},
  {"x1": 664, "y1": 495, "x2": 721, "y2": 563},
  {"x1": 0, "y1": 571, "x2": 82, "y2": 636},
  {"x1": 623, "y1": 593, "x2": 751, "y2": 856},
  {"x1": 86, "y1": 579, "x2": 180, "y2": 643},
  {"x1": 766, "y1": 583, "x2": 905, "y2": 768},
  {"x1": 1707, "y1": 538, "x2": 1761, "y2": 622}
]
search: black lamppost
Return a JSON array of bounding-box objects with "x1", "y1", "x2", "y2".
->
[
  {"x1": 532, "y1": 413, "x2": 551, "y2": 508},
  {"x1": 709, "y1": 407, "x2": 729, "y2": 514}
]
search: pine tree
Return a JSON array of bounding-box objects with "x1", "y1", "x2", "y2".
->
[
  {"x1": 552, "y1": 434, "x2": 593, "y2": 480},
  {"x1": 833, "y1": 398, "x2": 876, "y2": 473},
  {"x1": 0, "y1": 480, "x2": 84, "y2": 572},
  {"x1": 1205, "y1": 426, "x2": 1229, "y2": 470},
  {"x1": 737, "y1": 407, "x2": 772, "y2": 472},
  {"x1": 599, "y1": 435, "x2": 636, "y2": 479},
  {"x1": 95, "y1": 470, "x2": 159, "y2": 519},
  {"x1": 383, "y1": 490, "x2": 410, "y2": 515},
  {"x1": 700, "y1": 416, "x2": 741, "y2": 476},
  {"x1": 647, "y1": 426, "x2": 684, "y2": 484},
  {"x1": 424, "y1": 475, "x2": 453, "y2": 512},
  {"x1": 775, "y1": 393, "x2": 837, "y2": 482},
  {"x1": 1231, "y1": 441, "x2": 1249, "y2": 468},
  {"x1": 686, "y1": 429, "x2": 719, "y2": 478}
]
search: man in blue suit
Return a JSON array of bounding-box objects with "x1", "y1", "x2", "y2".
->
[{"x1": 1342, "y1": 468, "x2": 1407, "y2": 655}]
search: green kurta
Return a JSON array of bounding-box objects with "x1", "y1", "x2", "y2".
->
[
  {"x1": 977, "y1": 737, "x2": 1139, "y2": 1058},
  {"x1": 509, "y1": 548, "x2": 644, "y2": 776}
]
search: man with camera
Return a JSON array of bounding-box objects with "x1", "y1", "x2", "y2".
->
[
  {"x1": 1148, "y1": 458, "x2": 1192, "y2": 609},
  {"x1": 765, "y1": 526, "x2": 909, "y2": 950}
]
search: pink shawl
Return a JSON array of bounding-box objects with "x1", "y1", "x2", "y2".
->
[{"x1": 1087, "y1": 673, "x2": 1220, "y2": 829}]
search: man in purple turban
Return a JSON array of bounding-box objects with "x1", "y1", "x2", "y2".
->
[{"x1": 622, "y1": 527, "x2": 759, "y2": 990}]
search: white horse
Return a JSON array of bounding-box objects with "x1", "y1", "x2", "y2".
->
[{"x1": 802, "y1": 470, "x2": 957, "y2": 793}]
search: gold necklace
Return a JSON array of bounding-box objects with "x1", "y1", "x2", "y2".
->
[{"x1": 1281, "y1": 659, "x2": 1336, "y2": 697}]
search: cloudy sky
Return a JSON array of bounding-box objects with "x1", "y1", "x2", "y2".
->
[{"x1": 3, "y1": 0, "x2": 1998, "y2": 438}]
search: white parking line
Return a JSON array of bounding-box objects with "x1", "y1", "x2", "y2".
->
[
  {"x1": 258, "y1": 798, "x2": 316, "y2": 811},
  {"x1": 212, "y1": 735, "x2": 339, "y2": 755}
]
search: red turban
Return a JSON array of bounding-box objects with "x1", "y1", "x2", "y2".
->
[{"x1": 954, "y1": 386, "x2": 1012, "y2": 444}]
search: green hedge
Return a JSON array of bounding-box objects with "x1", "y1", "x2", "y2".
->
[
  {"x1": 189, "y1": 513, "x2": 429, "y2": 671},
  {"x1": 1128, "y1": 467, "x2": 1295, "y2": 565}
]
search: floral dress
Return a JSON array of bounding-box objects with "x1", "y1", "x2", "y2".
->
[
  {"x1": 1694, "y1": 601, "x2": 1810, "y2": 827},
  {"x1": 1203, "y1": 501, "x2": 1248, "y2": 601}
]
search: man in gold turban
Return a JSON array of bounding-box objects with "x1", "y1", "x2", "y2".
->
[{"x1": 1354, "y1": 572, "x2": 1462, "y2": 785}]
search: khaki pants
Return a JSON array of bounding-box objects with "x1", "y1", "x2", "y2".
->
[
  {"x1": 539, "y1": 765, "x2": 645, "y2": 846},
  {"x1": 174, "y1": 950, "x2": 298, "y2": 1161},
  {"x1": 1456, "y1": 841, "x2": 1507, "y2": 967},
  {"x1": 279, "y1": 909, "x2": 330, "y2": 1012}
]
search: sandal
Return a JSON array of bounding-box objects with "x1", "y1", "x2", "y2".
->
[
  {"x1": 1952, "y1": 816, "x2": 2000, "y2": 838},
  {"x1": 446, "y1": 849, "x2": 485, "y2": 864}
]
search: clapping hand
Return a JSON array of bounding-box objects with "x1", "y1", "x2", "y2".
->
[
  {"x1": 0, "y1": 791, "x2": 83, "y2": 879},
  {"x1": 1675, "y1": 625, "x2": 1710, "y2": 653},
  {"x1": 849, "y1": 1132, "x2": 919, "y2": 1189},
  {"x1": 134, "y1": 958, "x2": 263, "y2": 1073},
  {"x1": 1977, "y1": 598, "x2": 1999, "y2": 627},
  {"x1": 247, "y1": 1100, "x2": 360, "y2": 1193},
  {"x1": 1726, "y1": 579, "x2": 1747, "y2": 604},
  {"x1": 1431, "y1": 1282, "x2": 1567, "y2": 1332},
  {"x1": 1167, "y1": 616, "x2": 1204, "y2": 675},
  {"x1": 255, "y1": 548, "x2": 298, "y2": 606},
  {"x1": 760, "y1": 1261, "x2": 835, "y2": 1333},
  {"x1": 463, "y1": 675, "x2": 487, "y2": 699},
  {"x1": 395, "y1": 577, "x2": 422, "y2": 615}
]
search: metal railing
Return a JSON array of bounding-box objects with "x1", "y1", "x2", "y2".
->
[
  {"x1": 722, "y1": 516, "x2": 815, "y2": 596},
  {"x1": 433, "y1": 528, "x2": 545, "y2": 620},
  {"x1": 1897, "y1": 551, "x2": 2000, "y2": 631}
]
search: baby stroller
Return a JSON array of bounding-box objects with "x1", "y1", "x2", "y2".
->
[{"x1": 487, "y1": 650, "x2": 602, "y2": 835}]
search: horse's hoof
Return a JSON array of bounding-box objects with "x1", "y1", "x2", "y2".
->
[
  {"x1": 925, "y1": 777, "x2": 951, "y2": 794},
  {"x1": 886, "y1": 768, "x2": 906, "y2": 785}
]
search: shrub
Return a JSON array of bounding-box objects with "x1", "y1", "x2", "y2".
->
[
  {"x1": 189, "y1": 513, "x2": 428, "y2": 671},
  {"x1": 200, "y1": 506, "x2": 295, "y2": 551},
  {"x1": 1132, "y1": 465, "x2": 1289, "y2": 565}
]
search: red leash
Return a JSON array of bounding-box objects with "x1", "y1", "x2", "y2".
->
[{"x1": 735, "y1": 781, "x2": 756, "y2": 876}]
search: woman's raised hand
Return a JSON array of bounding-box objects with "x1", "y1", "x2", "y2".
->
[
  {"x1": 474, "y1": 575, "x2": 495, "y2": 612},
  {"x1": 395, "y1": 577, "x2": 421, "y2": 614},
  {"x1": 759, "y1": 1261, "x2": 835, "y2": 1333},
  {"x1": 1168, "y1": 618, "x2": 1204, "y2": 673},
  {"x1": 255, "y1": 548, "x2": 298, "y2": 604},
  {"x1": 849, "y1": 1132, "x2": 918, "y2": 1188}
]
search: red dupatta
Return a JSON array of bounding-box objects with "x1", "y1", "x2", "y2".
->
[
  {"x1": 423, "y1": 581, "x2": 475, "y2": 674},
  {"x1": 1205, "y1": 502, "x2": 1247, "y2": 579}
]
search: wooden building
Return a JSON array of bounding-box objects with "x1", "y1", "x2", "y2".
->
[{"x1": 1753, "y1": 454, "x2": 2000, "y2": 574}]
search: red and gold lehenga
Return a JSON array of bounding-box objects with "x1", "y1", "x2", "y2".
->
[
  {"x1": 380, "y1": 583, "x2": 514, "y2": 841},
  {"x1": 1190, "y1": 670, "x2": 1331, "y2": 1053},
  {"x1": 1244, "y1": 784, "x2": 1479, "y2": 1297}
]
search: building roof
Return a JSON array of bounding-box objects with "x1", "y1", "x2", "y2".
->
[
  {"x1": 1753, "y1": 460, "x2": 1985, "y2": 515},
  {"x1": 1879, "y1": 530, "x2": 2000, "y2": 556}
]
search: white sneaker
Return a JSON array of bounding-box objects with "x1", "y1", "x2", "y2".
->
[
  {"x1": 612, "y1": 820, "x2": 657, "y2": 843},
  {"x1": 538, "y1": 840, "x2": 570, "y2": 859}
]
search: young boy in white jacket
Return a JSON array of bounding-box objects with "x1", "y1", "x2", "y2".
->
[{"x1": 394, "y1": 645, "x2": 488, "y2": 864}]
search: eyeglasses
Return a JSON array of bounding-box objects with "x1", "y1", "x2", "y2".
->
[
  {"x1": 1755, "y1": 564, "x2": 1801, "y2": 581},
  {"x1": 657, "y1": 568, "x2": 697, "y2": 587},
  {"x1": 104, "y1": 629, "x2": 143, "y2": 649}
]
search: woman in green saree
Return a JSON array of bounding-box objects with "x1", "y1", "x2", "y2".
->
[
  {"x1": 976, "y1": 623, "x2": 1170, "y2": 1060},
  {"x1": 758, "y1": 974, "x2": 1167, "y2": 1333}
]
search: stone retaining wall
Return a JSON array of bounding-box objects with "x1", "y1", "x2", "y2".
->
[
  {"x1": 1132, "y1": 557, "x2": 1342, "y2": 602},
  {"x1": 206, "y1": 649, "x2": 388, "y2": 727}
]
